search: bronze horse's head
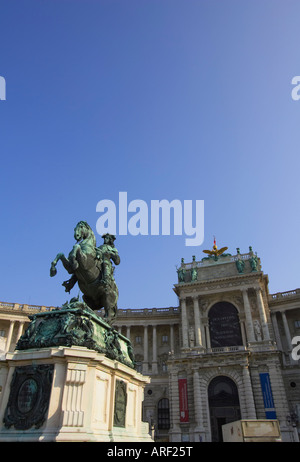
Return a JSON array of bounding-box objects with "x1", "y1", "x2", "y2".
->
[{"x1": 74, "y1": 221, "x2": 96, "y2": 245}]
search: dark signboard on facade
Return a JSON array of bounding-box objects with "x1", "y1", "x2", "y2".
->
[{"x1": 209, "y1": 302, "x2": 243, "y2": 348}]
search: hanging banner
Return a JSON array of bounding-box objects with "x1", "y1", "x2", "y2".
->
[
  {"x1": 259, "y1": 373, "x2": 277, "y2": 419},
  {"x1": 178, "y1": 378, "x2": 189, "y2": 422}
]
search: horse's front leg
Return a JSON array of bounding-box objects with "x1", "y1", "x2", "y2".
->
[
  {"x1": 60, "y1": 254, "x2": 75, "y2": 274},
  {"x1": 50, "y1": 253, "x2": 64, "y2": 277},
  {"x1": 70, "y1": 244, "x2": 90, "y2": 271},
  {"x1": 50, "y1": 252, "x2": 73, "y2": 277},
  {"x1": 69, "y1": 244, "x2": 81, "y2": 271}
]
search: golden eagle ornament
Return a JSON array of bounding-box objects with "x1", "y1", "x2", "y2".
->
[{"x1": 202, "y1": 237, "x2": 228, "y2": 260}]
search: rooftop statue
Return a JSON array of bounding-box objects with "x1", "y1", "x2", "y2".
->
[{"x1": 50, "y1": 221, "x2": 120, "y2": 323}]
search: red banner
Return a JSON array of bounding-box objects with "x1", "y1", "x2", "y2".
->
[{"x1": 178, "y1": 379, "x2": 189, "y2": 422}]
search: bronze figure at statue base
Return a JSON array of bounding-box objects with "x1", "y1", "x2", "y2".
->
[{"x1": 16, "y1": 297, "x2": 135, "y2": 370}]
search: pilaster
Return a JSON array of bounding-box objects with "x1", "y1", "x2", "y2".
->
[
  {"x1": 241, "y1": 365, "x2": 256, "y2": 419},
  {"x1": 152, "y1": 325, "x2": 158, "y2": 374},
  {"x1": 180, "y1": 297, "x2": 189, "y2": 349},
  {"x1": 192, "y1": 297, "x2": 203, "y2": 348},
  {"x1": 5, "y1": 321, "x2": 15, "y2": 353},
  {"x1": 192, "y1": 368, "x2": 205, "y2": 441},
  {"x1": 255, "y1": 287, "x2": 270, "y2": 341},
  {"x1": 143, "y1": 325, "x2": 148, "y2": 374},
  {"x1": 168, "y1": 369, "x2": 181, "y2": 442},
  {"x1": 241, "y1": 289, "x2": 255, "y2": 343}
]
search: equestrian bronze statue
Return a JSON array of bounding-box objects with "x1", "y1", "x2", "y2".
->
[{"x1": 50, "y1": 221, "x2": 120, "y2": 323}]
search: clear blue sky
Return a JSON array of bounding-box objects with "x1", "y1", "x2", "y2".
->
[{"x1": 1, "y1": 0, "x2": 300, "y2": 310}]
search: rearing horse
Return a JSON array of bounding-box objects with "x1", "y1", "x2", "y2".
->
[{"x1": 50, "y1": 221, "x2": 120, "y2": 323}]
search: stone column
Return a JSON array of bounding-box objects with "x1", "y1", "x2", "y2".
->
[
  {"x1": 170, "y1": 324, "x2": 175, "y2": 353},
  {"x1": 255, "y1": 287, "x2": 270, "y2": 341},
  {"x1": 152, "y1": 325, "x2": 158, "y2": 374},
  {"x1": 143, "y1": 325, "x2": 148, "y2": 374},
  {"x1": 126, "y1": 325, "x2": 131, "y2": 341},
  {"x1": 240, "y1": 320, "x2": 247, "y2": 346},
  {"x1": 192, "y1": 297, "x2": 202, "y2": 347},
  {"x1": 5, "y1": 321, "x2": 15, "y2": 353},
  {"x1": 281, "y1": 311, "x2": 292, "y2": 350},
  {"x1": 241, "y1": 289, "x2": 255, "y2": 343},
  {"x1": 16, "y1": 321, "x2": 25, "y2": 343},
  {"x1": 242, "y1": 366, "x2": 256, "y2": 419},
  {"x1": 204, "y1": 321, "x2": 211, "y2": 349},
  {"x1": 180, "y1": 297, "x2": 189, "y2": 349},
  {"x1": 268, "y1": 362, "x2": 291, "y2": 437},
  {"x1": 169, "y1": 369, "x2": 181, "y2": 442},
  {"x1": 271, "y1": 312, "x2": 283, "y2": 351},
  {"x1": 192, "y1": 368, "x2": 205, "y2": 440}
]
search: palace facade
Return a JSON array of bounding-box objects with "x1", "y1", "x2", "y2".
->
[{"x1": 0, "y1": 246, "x2": 299, "y2": 442}]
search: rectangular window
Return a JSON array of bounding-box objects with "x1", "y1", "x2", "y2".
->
[
  {"x1": 157, "y1": 398, "x2": 170, "y2": 430},
  {"x1": 162, "y1": 335, "x2": 168, "y2": 344},
  {"x1": 295, "y1": 321, "x2": 300, "y2": 328},
  {"x1": 135, "y1": 336, "x2": 142, "y2": 344}
]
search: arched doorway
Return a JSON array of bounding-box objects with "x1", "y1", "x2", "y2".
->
[
  {"x1": 208, "y1": 376, "x2": 241, "y2": 442},
  {"x1": 208, "y1": 302, "x2": 243, "y2": 348}
]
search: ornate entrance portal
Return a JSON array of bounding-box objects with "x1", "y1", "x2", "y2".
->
[{"x1": 208, "y1": 376, "x2": 241, "y2": 442}]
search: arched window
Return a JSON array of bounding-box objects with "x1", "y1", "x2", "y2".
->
[
  {"x1": 157, "y1": 398, "x2": 170, "y2": 429},
  {"x1": 208, "y1": 302, "x2": 243, "y2": 348},
  {"x1": 208, "y1": 376, "x2": 240, "y2": 407}
]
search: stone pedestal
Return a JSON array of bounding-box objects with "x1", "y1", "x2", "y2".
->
[{"x1": 0, "y1": 345, "x2": 152, "y2": 442}]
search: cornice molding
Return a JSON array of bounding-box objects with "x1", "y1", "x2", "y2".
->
[{"x1": 174, "y1": 272, "x2": 264, "y2": 298}]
